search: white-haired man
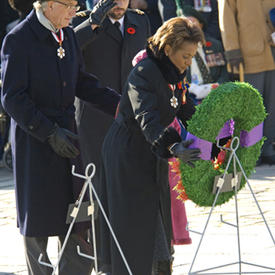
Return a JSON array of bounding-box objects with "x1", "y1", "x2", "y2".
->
[{"x1": 1, "y1": 0, "x2": 120, "y2": 274}]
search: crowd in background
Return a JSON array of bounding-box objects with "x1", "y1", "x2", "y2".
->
[
  {"x1": 0, "y1": 1, "x2": 275, "y2": 275},
  {"x1": 1, "y1": 0, "x2": 275, "y2": 165}
]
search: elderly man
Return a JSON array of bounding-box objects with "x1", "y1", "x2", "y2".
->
[{"x1": 0, "y1": 0, "x2": 120, "y2": 274}]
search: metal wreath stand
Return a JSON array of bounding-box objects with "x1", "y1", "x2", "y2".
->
[
  {"x1": 187, "y1": 136, "x2": 275, "y2": 275},
  {"x1": 38, "y1": 163, "x2": 133, "y2": 275}
]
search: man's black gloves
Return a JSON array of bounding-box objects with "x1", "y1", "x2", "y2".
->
[
  {"x1": 89, "y1": 0, "x2": 117, "y2": 26},
  {"x1": 48, "y1": 125, "x2": 80, "y2": 159},
  {"x1": 224, "y1": 49, "x2": 244, "y2": 71},
  {"x1": 169, "y1": 140, "x2": 201, "y2": 167}
]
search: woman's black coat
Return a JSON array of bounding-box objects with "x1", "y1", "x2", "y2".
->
[{"x1": 99, "y1": 55, "x2": 195, "y2": 275}]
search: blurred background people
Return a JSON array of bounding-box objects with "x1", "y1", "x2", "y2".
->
[
  {"x1": 219, "y1": 0, "x2": 275, "y2": 165},
  {"x1": 129, "y1": 0, "x2": 176, "y2": 34},
  {"x1": 182, "y1": 5, "x2": 229, "y2": 103},
  {"x1": 0, "y1": 0, "x2": 18, "y2": 49},
  {"x1": 158, "y1": 0, "x2": 177, "y2": 23},
  {"x1": 176, "y1": 0, "x2": 222, "y2": 42},
  {"x1": 8, "y1": 0, "x2": 35, "y2": 22}
]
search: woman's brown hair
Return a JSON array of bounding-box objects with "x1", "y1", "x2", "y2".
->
[{"x1": 148, "y1": 16, "x2": 205, "y2": 59}]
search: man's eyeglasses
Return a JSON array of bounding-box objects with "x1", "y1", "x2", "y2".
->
[{"x1": 53, "y1": 0, "x2": 80, "y2": 11}]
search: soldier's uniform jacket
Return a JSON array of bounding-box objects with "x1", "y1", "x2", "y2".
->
[
  {"x1": 0, "y1": 10, "x2": 120, "y2": 237},
  {"x1": 202, "y1": 35, "x2": 228, "y2": 83},
  {"x1": 72, "y1": 9, "x2": 151, "y2": 185},
  {"x1": 187, "y1": 34, "x2": 229, "y2": 84},
  {"x1": 73, "y1": 9, "x2": 150, "y2": 92}
]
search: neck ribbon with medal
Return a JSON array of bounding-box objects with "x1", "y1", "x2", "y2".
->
[
  {"x1": 168, "y1": 79, "x2": 190, "y2": 108},
  {"x1": 51, "y1": 29, "x2": 65, "y2": 59}
]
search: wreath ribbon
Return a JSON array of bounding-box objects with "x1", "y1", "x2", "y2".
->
[{"x1": 186, "y1": 121, "x2": 263, "y2": 161}]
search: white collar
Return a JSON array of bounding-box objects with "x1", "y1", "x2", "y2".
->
[
  {"x1": 109, "y1": 16, "x2": 125, "y2": 34},
  {"x1": 109, "y1": 16, "x2": 124, "y2": 26},
  {"x1": 36, "y1": 8, "x2": 59, "y2": 33}
]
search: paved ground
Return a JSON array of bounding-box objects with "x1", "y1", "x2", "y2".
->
[{"x1": 1, "y1": 164, "x2": 275, "y2": 275}]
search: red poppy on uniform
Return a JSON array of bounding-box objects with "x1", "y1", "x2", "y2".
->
[
  {"x1": 205, "y1": 41, "x2": 212, "y2": 47},
  {"x1": 127, "y1": 27, "x2": 136, "y2": 35}
]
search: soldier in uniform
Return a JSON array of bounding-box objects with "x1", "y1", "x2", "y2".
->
[
  {"x1": 0, "y1": 0, "x2": 120, "y2": 274},
  {"x1": 182, "y1": 5, "x2": 229, "y2": 101},
  {"x1": 73, "y1": 0, "x2": 151, "y2": 196}
]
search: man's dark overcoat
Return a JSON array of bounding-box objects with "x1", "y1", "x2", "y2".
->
[
  {"x1": 0, "y1": 10, "x2": 119, "y2": 237},
  {"x1": 99, "y1": 55, "x2": 195, "y2": 275},
  {"x1": 73, "y1": 10, "x2": 150, "y2": 186}
]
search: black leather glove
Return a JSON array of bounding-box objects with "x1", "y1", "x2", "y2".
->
[
  {"x1": 169, "y1": 139, "x2": 201, "y2": 167},
  {"x1": 48, "y1": 125, "x2": 79, "y2": 159},
  {"x1": 89, "y1": 0, "x2": 117, "y2": 26},
  {"x1": 228, "y1": 57, "x2": 244, "y2": 71},
  {"x1": 225, "y1": 49, "x2": 244, "y2": 71}
]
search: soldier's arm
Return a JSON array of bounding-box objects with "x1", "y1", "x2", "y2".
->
[{"x1": 74, "y1": 18, "x2": 100, "y2": 50}]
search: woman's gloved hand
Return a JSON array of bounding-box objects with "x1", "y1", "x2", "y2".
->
[
  {"x1": 169, "y1": 139, "x2": 200, "y2": 167},
  {"x1": 48, "y1": 125, "x2": 79, "y2": 159},
  {"x1": 89, "y1": 0, "x2": 117, "y2": 26}
]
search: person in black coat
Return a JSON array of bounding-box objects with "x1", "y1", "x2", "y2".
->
[
  {"x1": 73, "y1": 0, "x2": 150, "y2": 194},
  {"x1": 0, "y1": 0, "x2": 120, "y2": 274},
  {"x1": 99, "y1": 17, "x2": 203, "y2": 275},
  {"x1": 130, "y1": 0, "x2": 177, "y2": 34}
]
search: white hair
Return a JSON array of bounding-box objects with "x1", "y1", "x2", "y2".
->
[{"x1": 33, "y1": 1, "x2": 48, "y2": 11}]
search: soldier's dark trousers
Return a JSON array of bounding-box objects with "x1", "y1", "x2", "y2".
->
[{"x1": 23, "y1": 233, "x2": 93, "y2": 275}]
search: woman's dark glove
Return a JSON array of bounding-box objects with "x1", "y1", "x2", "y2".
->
[
  {"x1": 169, "y1": 139, "x2": 200, "y2": 167},
  {"x1": 89, "y1": 0, "x2": 117, "y2": 26},
  {"x1": 48, "y1": 125, "x2": 80, "y2": 159}
]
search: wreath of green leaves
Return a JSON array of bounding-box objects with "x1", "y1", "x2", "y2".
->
[{"x1": 180, "y1": 82, "x2": 266, "y2": 207}]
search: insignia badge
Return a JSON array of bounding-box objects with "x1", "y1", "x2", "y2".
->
[
  {"x1": 135, "y1": 9, "x2": 144, "y2": 15},
  {"x1": 57, "y1": 47, "x2": 66, "y2": 59},
  {"x1": 76, "y1": 11, "x2": 88, "y2": 17},
  {"x1": 52, "y1": 29, "x2": 65, "y2": 59},
  {"x1": 170, "y1": 95, "x2": 178, "y2": 108}
]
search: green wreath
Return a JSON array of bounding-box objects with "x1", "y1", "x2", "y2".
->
[{"x1": 179, "y1": 82, "x2": 266, "y2": 207}]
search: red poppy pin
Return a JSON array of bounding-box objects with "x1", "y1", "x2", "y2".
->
[
  {"x1": 127, "y1": 27, "x2": 136, "y2": 35},
  {"x1": 205, "y1": 41, "x2": 212, "y2": 47}
]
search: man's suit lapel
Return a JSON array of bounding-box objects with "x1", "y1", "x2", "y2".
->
[
  {"x1": 123, "y1": 11, "x2": 138, "y2": 45},
  {"x1": 103, "y1": 10, "x2": 141, "y2": 45},
  {"x1": 104, "y1": 18, "x2": 123, "y2": 44}
]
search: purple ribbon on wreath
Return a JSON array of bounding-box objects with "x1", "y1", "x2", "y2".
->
[{"x1": 186, "y1": 120, "x2": 263, "y2": 160}]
